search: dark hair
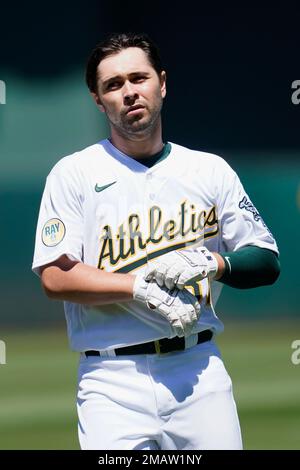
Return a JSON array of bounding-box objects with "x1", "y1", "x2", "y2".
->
[{"x1": 85, "y1": 32, "x2": 163, "y2": 93}]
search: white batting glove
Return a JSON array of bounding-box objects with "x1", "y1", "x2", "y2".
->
[
  {"x1": 145, "y1": 247, "x2": 218, "y2": 290},
  {"x1": 133, "y1": 273, "x2": 200, "y2": 337}
]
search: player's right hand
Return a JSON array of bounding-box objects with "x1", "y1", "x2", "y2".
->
[{"x1": 133, "y1": 273, "x2": 200, "y2": 337}]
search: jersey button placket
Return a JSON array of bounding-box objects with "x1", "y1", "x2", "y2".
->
[
  {"x1": 146, "y1": 172, "x2": 155, "y2": 201},
  {"x1": 143, "y1": 172, "x2": 155, "y2": 263}
]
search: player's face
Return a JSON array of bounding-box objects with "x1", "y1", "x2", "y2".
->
[{"x1": 94, "y1": 47, "x2": 166, "y2": 136}]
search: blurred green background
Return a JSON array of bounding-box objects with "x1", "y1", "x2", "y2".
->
[
  {"x1": 0, "y1": 4, "x2": 299, "y2": 450},
  {"x1": 1, "y1": 324, "x2": 299, "y2": 449}
]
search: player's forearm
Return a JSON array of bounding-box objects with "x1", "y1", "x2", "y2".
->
[
  {"x1": 41, "y1": 259, "x2": 135, "y2": 305},
  {"x1": 218, "y1": 246, "x2": 280, "y2": 289}
]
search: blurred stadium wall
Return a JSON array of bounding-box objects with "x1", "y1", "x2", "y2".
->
[
  {"x1": 0, "y1": 5, "x2": 299, "y2": 328},
  {"x1": 0, "y1": 73, "x2": 298, "y2": 327}
]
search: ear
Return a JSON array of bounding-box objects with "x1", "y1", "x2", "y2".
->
[
  {"x1": 91, "y1": 92, "x2": 105, "y2": 113},
  {"x1": 160, "y1": 71, "x2": 167, "y2": 98}
]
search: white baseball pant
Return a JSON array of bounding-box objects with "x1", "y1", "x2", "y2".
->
[{"x1": 77, "y1": 340, "x2": 242, "y2": 450}]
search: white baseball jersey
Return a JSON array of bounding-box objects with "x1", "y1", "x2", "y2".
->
[{"x1": 32, "y1": 139, "x2": 278, "y2": 351}]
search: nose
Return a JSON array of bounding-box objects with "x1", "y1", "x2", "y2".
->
[{"x1": 123, "y1": 81, "x2": 138, "y2": 105}]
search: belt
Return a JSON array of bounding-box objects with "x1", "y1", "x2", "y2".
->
[{"x1": 85, "y1": 330, "x2": 213, "y2": 357}]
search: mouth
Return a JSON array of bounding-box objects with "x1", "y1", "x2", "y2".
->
[{"x1": 126, "y1": 105, "x2": 145, "y2": 115}]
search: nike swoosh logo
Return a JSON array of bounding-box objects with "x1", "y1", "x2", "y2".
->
[{"x1": 95, "y1": 181, "x2": 117, "y2": 193}]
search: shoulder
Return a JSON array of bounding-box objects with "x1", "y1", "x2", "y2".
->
[
  {"x1": 48, "y1": 140, "x2": 108, "y2": 178},
  {"x1": 169, "y1": 142, "x2": 236, "y2": 176}
]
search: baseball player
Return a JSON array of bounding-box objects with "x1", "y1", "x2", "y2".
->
[{"x1": 32, "y1": 33, "x2": 280, "y2": 450}]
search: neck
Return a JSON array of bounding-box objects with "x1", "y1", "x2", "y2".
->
[{"x1": 109, "y1": 117, "x2": 164, "y2": 158}]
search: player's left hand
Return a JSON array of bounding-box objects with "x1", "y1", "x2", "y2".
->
[{"x1": 145, "y1": 247, "x2": 218, "y2": 290}]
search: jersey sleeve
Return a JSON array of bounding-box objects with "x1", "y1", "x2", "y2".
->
[
  {"x1": 216, "y1": 160, "x2": 279, "y2": 254},
  {"x1": 32, "y1": 162, "x2": 84, "y2": 276}
]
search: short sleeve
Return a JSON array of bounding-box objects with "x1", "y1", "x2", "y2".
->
[
  {"x1": 32, "y1": 163, "x2": 84, "y2": 276},
  {"x1": 217, "y1": 161, "x2": 278, "y2": 254}
]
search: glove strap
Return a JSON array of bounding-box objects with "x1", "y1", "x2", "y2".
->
[
  {"x1": 197, "y1": 247, "x2": 218, "y2": 278},
  {"x1": 133, "y1": 274, "x2": 149, "y2": 302}
]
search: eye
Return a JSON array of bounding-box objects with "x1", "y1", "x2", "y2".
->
[
  {"x1": 132, "y1": 76, "x2": 147, "y2": 83},
  {"x1": 106, "y1": 81, "x2": 122, "y2": 91}
]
